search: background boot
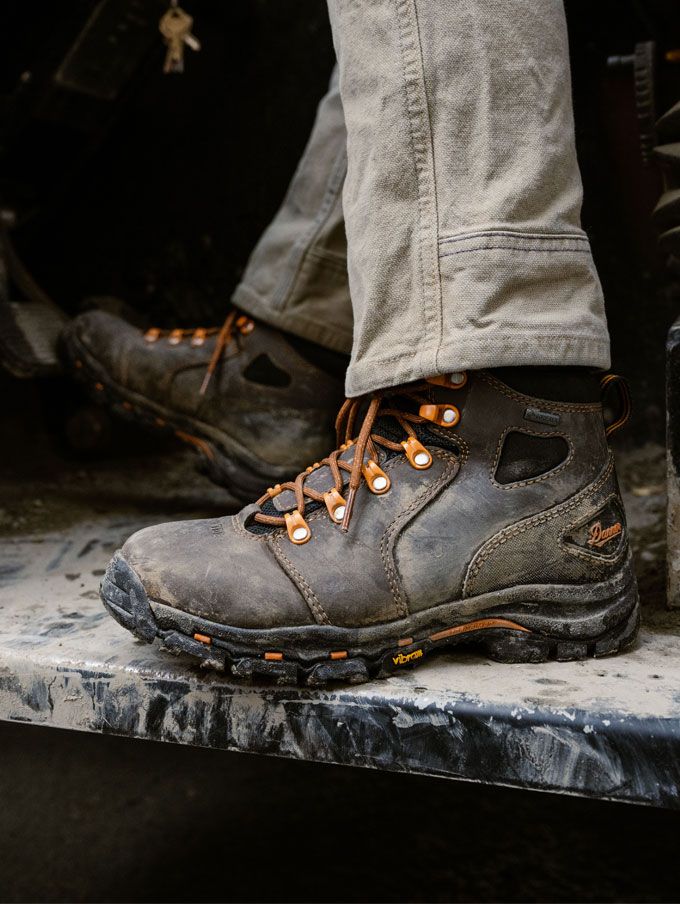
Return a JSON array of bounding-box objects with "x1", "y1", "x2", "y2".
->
[
  {"x1": 62, "y1": 309, "x2": 345, "y2": 500},
  {"x1": 100, "y1": 368, "x2": 639, "y2": 686}
]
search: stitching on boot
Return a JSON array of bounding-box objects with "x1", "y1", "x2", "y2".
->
[
  {"x1": 463, "y1": 455, "x2": 616, "y2": 597},
  {"x1": 480, "y1": 372, "x2": 602, "y2": 413},
  {"x1": 489, "y1": 426, "x2": 574, "y2": 490},
  {"x1": 271, "y1": 532, "x2": 331, "y2": 626},
  {"x1": 428, "y1": 426, "x2": 469, "y2": 465},
  {"x1": 231, "y1": 516, "x2": 272, "y2": 543},
  {"x1": 376, "y1": 455, "x2": 414, "y2": 619},
  {"x1": 381, "y1": 450, "x2": 460, "y2": 618}
]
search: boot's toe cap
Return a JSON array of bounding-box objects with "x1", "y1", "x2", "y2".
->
[
  {"x1": 120, "y1": 517, "x2": 314, "y2": 630},
  {"x1": 66, "y1": 310, "x2": 140, "y2": 382}
]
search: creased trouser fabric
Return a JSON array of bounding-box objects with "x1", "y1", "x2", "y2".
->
[
  {"x1": 233, "y1": 0, "x2": 610, "y2": 397},
  {"x1": 231, "y1": 68, "x2": 352, "y2": 355}
]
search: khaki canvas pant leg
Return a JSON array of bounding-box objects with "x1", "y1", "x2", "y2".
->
[
  {"x1": 232, "y1": 68, "x2": 353, "y2": 356},
  {"x1": 236, "y1": 1, "x2": 611, "y2": 397}
]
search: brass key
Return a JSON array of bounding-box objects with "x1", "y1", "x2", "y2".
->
[{"x1": 159, "y1": 3, "x2": 200, "y2": 74}]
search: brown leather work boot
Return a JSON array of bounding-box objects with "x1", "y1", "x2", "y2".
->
[
  {"x1": 100, "y1": 369, "x2": 639, "y2": 685},
  {"x1": 62, "y1": 309, "x2": 345, "y2": 500}
]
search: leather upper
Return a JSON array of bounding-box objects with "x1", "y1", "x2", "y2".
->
[
  {"x1": 120, "y1": 371, "x2": 627, "y2": 629},
  {"x1": 69, "y1": 309, "x2": 344, "y2": 472}
]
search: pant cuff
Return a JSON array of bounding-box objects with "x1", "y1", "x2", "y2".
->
[
  {"x1": 233, "y1": 282, "x2": 353, "y2": 355},
  {"x1": 344, "y1": 333, "x2": 611, "y2": 397}
]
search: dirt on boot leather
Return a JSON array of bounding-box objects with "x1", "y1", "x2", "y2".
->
[
  {"x1": 100, "y1": 368, "x2": 639, "y2": 686},
  {"x1": 61, "y1": 309, "x2": 344, "y2": 500}
]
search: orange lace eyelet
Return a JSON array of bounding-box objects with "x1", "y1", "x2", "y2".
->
[
  {"x1": 168, "y1": 328, "x2": 183, "y2": 346},
  {"x1": 427, "y1": 372, "x2": 467, "y2": 389},
  {"x1": 362, "y1": 460, "x2": 391, "y2": 494},
  {"x1": 402, "y1": 436, "x2": 432, "y2": 469},
  {"x1": 191, "y1": 328, "x2": 207, "y2": 347},
  {"x1": 237, "y1": 316, "x2": 255, "y2": 335},
  {"x1": 324, "y1": 488, "x2": 347, "y2": 523},
  {"x1": 144, "y1": 328, "x2": 160, "y2": 343},
  {"x1": 267, "y1": 484, "x2": 283, "y2": 498},
  {"x1": 285, "y1": 510, "x2": 311, "y2": 544},
  {"x1": 419, "y1": 403, "x2": 460, "y2": 428}
]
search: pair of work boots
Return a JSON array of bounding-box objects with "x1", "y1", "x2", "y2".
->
[{"x1": 62, "y1": 308, "x2": 639, "y2": 686}]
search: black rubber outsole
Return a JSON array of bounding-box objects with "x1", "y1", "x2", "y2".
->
[
  {"x1": 61, "y1": 328, "x2": 283, "y2": 502},
  {"x1": 101, "y1": 552, "x2": 641, "y2": 687}
]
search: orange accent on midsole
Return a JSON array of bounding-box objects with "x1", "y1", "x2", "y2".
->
[
  {"x1": 330, "y1": 651, "x2": 347, "y2": 660},
  {"x1": 193, "y1": 633, "x2": 211, "y2": 645},
  {"x1": 397, "y1": 637, "x2": 414, "y2": 647},
  {"x1": 429, "y1": 618, "x2": 530, "y2": 642},
  {"x1": 264, "y1": 652, "x2": 283, "y2": 661},
  {"x1": 175, "y1": 430, "x2": 215, "y2": 460}
]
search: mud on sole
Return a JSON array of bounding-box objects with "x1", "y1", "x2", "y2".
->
[{"x1": 101, "y1": 553, "x2": 640, "y2": 687}]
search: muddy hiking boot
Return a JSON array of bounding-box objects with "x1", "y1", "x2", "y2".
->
[
  {"x1": 101, "y1": 368, "x2": 639, "y2": 686},
  {"x1": 61, "y1": 308, "x2": 345, "y2": 500}
]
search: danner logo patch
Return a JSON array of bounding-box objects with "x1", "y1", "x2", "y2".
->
[
  {"x1": 587, "y1": 520, "x2": 623, "y2": 548},
  {"x1": 562, "y1": 495, "x2": 626, "y2": 560}
]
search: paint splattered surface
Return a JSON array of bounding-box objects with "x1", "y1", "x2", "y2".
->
[{"x1": 0, "y1": 442, "x2": 678, "y2": 806}]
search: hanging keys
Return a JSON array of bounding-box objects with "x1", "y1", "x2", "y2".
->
[{"x1": 159, "y1": 2, "x2": 201, "y2": 74}]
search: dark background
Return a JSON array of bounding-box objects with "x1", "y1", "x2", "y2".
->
[
  {"x1": 0, "y1": 0, "x2": 680, "y2": 442},
  {"x1": 1, "y1": 718, "x2": 679, "y2": 904}
]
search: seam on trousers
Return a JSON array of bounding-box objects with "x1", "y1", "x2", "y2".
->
[
  {"x1": 437, "y1": 229, "x2": 594, "y2": 259},
  {"x1": 394, "y1": 0, "x2": 442, "y2": 373},
  {"x1": 438, "y1": 229, "x2": 591, "y2": 246},
  {"x1": 306, "y1": 246, "x2": 347, "y2": 265},
  {"x1": 305, "y1": 247, "x2": 348, "y2": 275},
  {"x1": 439, "y1": 246, "x2": 594, "y2": 258},
  {"x1": 271, "y1": 144, "x2": 348, "y2": 312}
]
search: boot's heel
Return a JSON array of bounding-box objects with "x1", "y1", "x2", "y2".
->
[{"x1": 479, "y1": 590, "x2": 640, "y2": 664}]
